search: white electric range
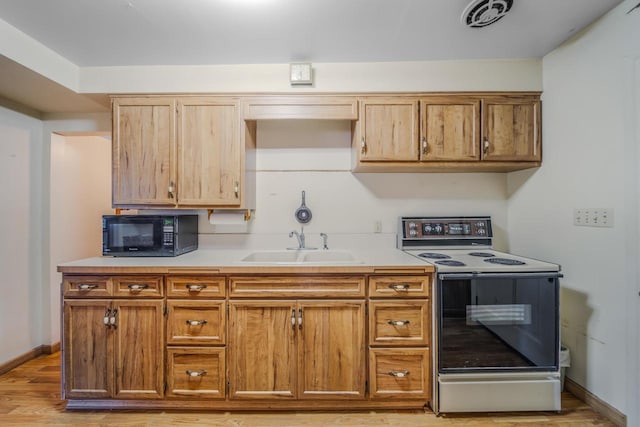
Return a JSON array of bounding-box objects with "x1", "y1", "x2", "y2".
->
[{"x1": 398, "y1": 216, "x2": 562, "y2": 414}]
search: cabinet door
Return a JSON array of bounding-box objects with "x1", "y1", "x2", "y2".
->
[
  {"x1": 420, "y1": 97, "x2": 480, "y2": 161},
  {"x1": 63, "y1": 300, "x2": 113, "y2": 399},
  {"x1": 177, "y1": 98, "x2": 242, "y2": 206},
  {"x1": 112, "y1": 300, "x2": 164, "y2": 399},
  {"x1": 112, "y1": 97, "x2": 177, "y2": 206},
  {"x1": 482, "y1": 96, "x2": 541, "y2": 161},
  {"x1": 229, "y1": 301, "x2": 297, "y2": 399},
  {"x1": 297, "y1": 301, "x2": 366, "y2": 399},
  {"x1": 358, "y1": 98, "x2": 419, "y2": 161}
]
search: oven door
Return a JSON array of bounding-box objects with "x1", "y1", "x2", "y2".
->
[{"x1": 438, "y1": 272, "x2": 560, "y2": 373}]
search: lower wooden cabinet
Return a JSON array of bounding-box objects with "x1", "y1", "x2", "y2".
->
[
  {"x1": 369, "y1": 348, "x2": 430, "y2": 399},
  {"x1": 63, "y1": 299, "x2": 164, "y2": 399},
  {"x1": 228, "y1": 300, "x2": 366, "y2": 400},
  {"x1": 166, "y1": 347, "x2": 226, "y2": 398},
  {"x1": 61, "y1": 272, "x2": 431, "y2": 410}
]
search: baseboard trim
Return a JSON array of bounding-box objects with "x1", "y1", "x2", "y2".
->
[
  {"x1": 565, "y1": 377, "x2": 627, "y2": 427},
  {"x1": 0, "y1": 342, "x2": 61, "y2": 375}
]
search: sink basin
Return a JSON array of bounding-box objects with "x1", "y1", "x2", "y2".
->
[
  {"x1": 302, "y1": 250, "x2": 358, "y2": 263},
  {"x1": 240, "y1": 250, "x2": 362, "y2": 265},
  {"x1": 241, "y1": 251, "x2": 301, "y2": 263}
]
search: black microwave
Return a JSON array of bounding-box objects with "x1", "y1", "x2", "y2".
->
[{"x1": 102, "y1": 215, "x2": 198, "y2": 257}]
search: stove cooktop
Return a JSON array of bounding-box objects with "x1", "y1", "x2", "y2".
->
[{"x1": 405, "y1": 249, "x2": 560, "y2": 273}]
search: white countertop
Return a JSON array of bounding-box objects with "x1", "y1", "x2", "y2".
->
[{"x1": 57, "y1": 246, "x2": 433, "y2": 274}]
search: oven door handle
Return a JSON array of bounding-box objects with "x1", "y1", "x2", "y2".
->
[{"x1": 439, "y1": 272, "x2": 563, "y2": 280}]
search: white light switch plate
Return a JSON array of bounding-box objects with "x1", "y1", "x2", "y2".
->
[{"x1": 574, "y1": 208, "x2": 614, "y2": 227}]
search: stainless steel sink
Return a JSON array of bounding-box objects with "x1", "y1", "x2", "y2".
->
[{"x1": 240, "y1": 250, "x2": 362, "y2": 265}]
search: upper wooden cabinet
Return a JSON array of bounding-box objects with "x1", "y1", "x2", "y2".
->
[
  {"x1": 482, "y1": 96, "x2": 541, "y2": 162},
  {"x1": 420, "y1": 97, "x2": 480, "y2": 162},
  {"x1": 177, "y1": 98, "x2": 242, "y2": 206},
  {"x1": 356, "y1": 98, "x2": 419, "y2": 162},
  {"x1": 112, "y1": 96, "x2": 254, "y2": 209},
  {"x1": 112, "y1": 97, "x2": 176, "y2": 206},
  {"x1": 352, "y1": 93, "x2": 541, "y2": 172}
]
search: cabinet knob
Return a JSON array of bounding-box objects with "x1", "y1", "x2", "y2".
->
[
  {"x1": 103, "y1": 308, "x2": 111, "y2": 326},
  {"x1": 361, "y1": 137, "x2": 366, "y2": 154},
  {"x1": 186, "y1": 319, "x2": 208, "y2": 326},
  {"x1": 298, "y1": 308, "x2": 303, "y2": 330},
  {"x1": 234, "y1": 181, "x2": 239, "y2": 198},
  {"x1": 421, "y1": 136, "x2": 428, "y2": 154},
  {"x1": 168, "y1": 181, "x2": 175, "y2": 199},
  {"x1": 186, "y1": 284, "x2": 207, "y2": 292},
  {"x1": 186, "y1": 369, "x2": 207, "y2": 377},
  {"x1": 109, "y1": 308, "x2": 118, "y2": 328},
  {"x1": 483, "y1": 138, "x2": 490, "y2": 154},
  {"x1": 388, "y1": 370, "x2": 410, "y2": 378},
  {"x1": 78, "y1": 283, "x2": 98, "y2": 290},
  {"x1": 291, "y1": 309, "x2": 296, "y2": 329},
  {"x1": 387, "y1": 319, "x2": 410, "y2": 326}
]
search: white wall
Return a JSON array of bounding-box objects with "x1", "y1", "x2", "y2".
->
[
  {"x1": 507, "y1": 1, "x2": 640, "y2": 424},
  {"x1": 0, "y1": 106, "x2": 44, "y2": 363},
  {"x1": 49, "y1": 134, "x2": 112, "y2": 344}
]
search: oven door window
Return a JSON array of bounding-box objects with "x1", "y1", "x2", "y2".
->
[{"x1": 438, "y1": 275, "x2": 559, "y2": 373}]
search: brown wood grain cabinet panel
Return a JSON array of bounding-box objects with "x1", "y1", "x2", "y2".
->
[
  {"x1": 63, "y1": 300, "x2": 113, "y2": 399},
  {"x1": 420, "y1": 97, "x2": 480, "y2": 161},
  {"x1": 113, "y1": 300, "x2": 164, "y2": 399},
  {"x1": 229, "y1": 301, "x2": 297, "y2": 399},
  {"x1": 177, "y1": 98, "x2": 242, "y2": 206},
  {"x1": 298, "y1": 301, "x2": 366, "y2": 399},
  {"x1": 357, "y1": 98, "x2": 419, "y2": 162},
  {"x1": 369, "y1": 348, "x2": 430, "y2": 400},
  {"x1": 112, "y1": 276, "x2": 164, "y2": 298},
  {"x1": 369, "y1": 301, "x2": 430, "y2": 346},
  {"x1": 229, "y1": 276, "x2": 365, "y2": 298},
  {"x1": 166, "y1": 276, "x2": 226, "y2": 298},
  {"x1": 112, "y1": 97, "x2": 177, "y2": 206},
  {"x1": 369, "y1": 275, "x2": 431, "y2": 298},
  {"x1": 166, "y1": 347, "x2": 226, "y2": 398},
  {"x1": 482, "y1": 96, "x2": 541, "y2": 161},
  {"x1": 167, "y1": 300, "x2": 226, "y2": 345},
  {"x1": 63, "y1": 276, "x2": 112, "y2": 298}
]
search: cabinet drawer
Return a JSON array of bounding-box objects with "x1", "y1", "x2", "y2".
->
[
  {"x1": 167, "y1": 276, "x2": 226, "y2": 298},
  {"x1": 167, "y1": 301, "x2": 226, "y2": 345},
  {"x1": 166, "y1": 347, "x2": 226, "y2": 398},
  {"x1": 369, "y1": 275, "x2": 431, "y2": 298},
  {"x1": 369, "y1": 348, "x2": 430, "y2": 400},
  {"x1": 112, "y1": 276, "x2": 164, "y2": 298},
  {"x1": 369, "y1": 301, "x2": 430, "y2": 346},
  {"x1": 229, "y1": 276, "x2": 365, "y2": 298},
  {"x1": 63, "y1": 276, "x2": 112, "y2": 297}
]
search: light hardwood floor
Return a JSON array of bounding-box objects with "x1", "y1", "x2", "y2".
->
[{"x1": 0, "y1": 352, "x2": 615, "y2": 426}]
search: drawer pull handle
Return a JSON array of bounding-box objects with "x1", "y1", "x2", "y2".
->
[
  {"x1": 388, "y1": 283, "x2": 409, "y2": 291},
  {"x1": 127, "y1": 284, "x2": 149, "y2": 291},
  {"x1": 186, "y1": 369, "x2": 207, "y2": 377},
  {"x1": 388, "y1": 370, "x2": 410, "y2": 378},
  {"x1": 387, "y1": 319, "x2": 410, "y2": 326},
  {"x1": 186, "y1": 320, "x2": 208, "y2": 326},
  {"x1": 187, "y1": 284, "x2": 207, "y2": 292},
  {"x1": 78, "y1": 284, "x2": 98, "y2": 290}
]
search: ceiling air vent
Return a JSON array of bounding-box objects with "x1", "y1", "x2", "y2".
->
[{"x1": 461, "y1": 0, "x2": 514, "y2": 28}]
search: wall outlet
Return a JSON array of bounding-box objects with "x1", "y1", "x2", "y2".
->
[
  {"x1": 374, "y1": 220, "x2": 382, "y2": 233},
  {"x1": 574, "y1": 208, "x2": 614, "y2": 227}
]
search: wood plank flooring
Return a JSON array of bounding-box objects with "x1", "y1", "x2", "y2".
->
[{"x1": 0, "y1": 352, "x2": 616, "y2": 426}]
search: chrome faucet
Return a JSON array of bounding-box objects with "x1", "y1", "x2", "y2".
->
[
  {"x1": 320, "y1": 233, "x2": 329, "y2": 250},
  {"x1": 289, "y1": 227, "x2": 306, "y2": 249}
]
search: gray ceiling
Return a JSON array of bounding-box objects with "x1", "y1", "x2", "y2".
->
[{"x1": 0, "y1": 0, "x2": 625, "y2": 115}]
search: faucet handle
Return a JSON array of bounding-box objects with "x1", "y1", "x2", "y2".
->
[{"x1": 320, "y1": 233, "x2": 328, "y2": 250}]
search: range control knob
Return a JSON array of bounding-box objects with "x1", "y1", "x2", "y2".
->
[
  {"x1": 476, "y1": 221, "x2": 485, "y2": 228},
  {"x1": 409, "y1": 229, "x2": 417, "y2": 237},
  {"x1": 478, "y1": 228, "x2": 485, "y2": 235},
  {"x1": 425, "y1": 225, "x2": 433, "y2": 234},
  {"x1": 434, "y1": 225, "x2": 443, "y2": 234},
  {"x1": 409, "y1": 222, "x2": 417, "y2": 229}
]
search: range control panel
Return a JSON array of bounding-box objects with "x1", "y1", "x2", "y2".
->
[{"x1": 401, "y1": 217, "x2": 492, "y2": 240}]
